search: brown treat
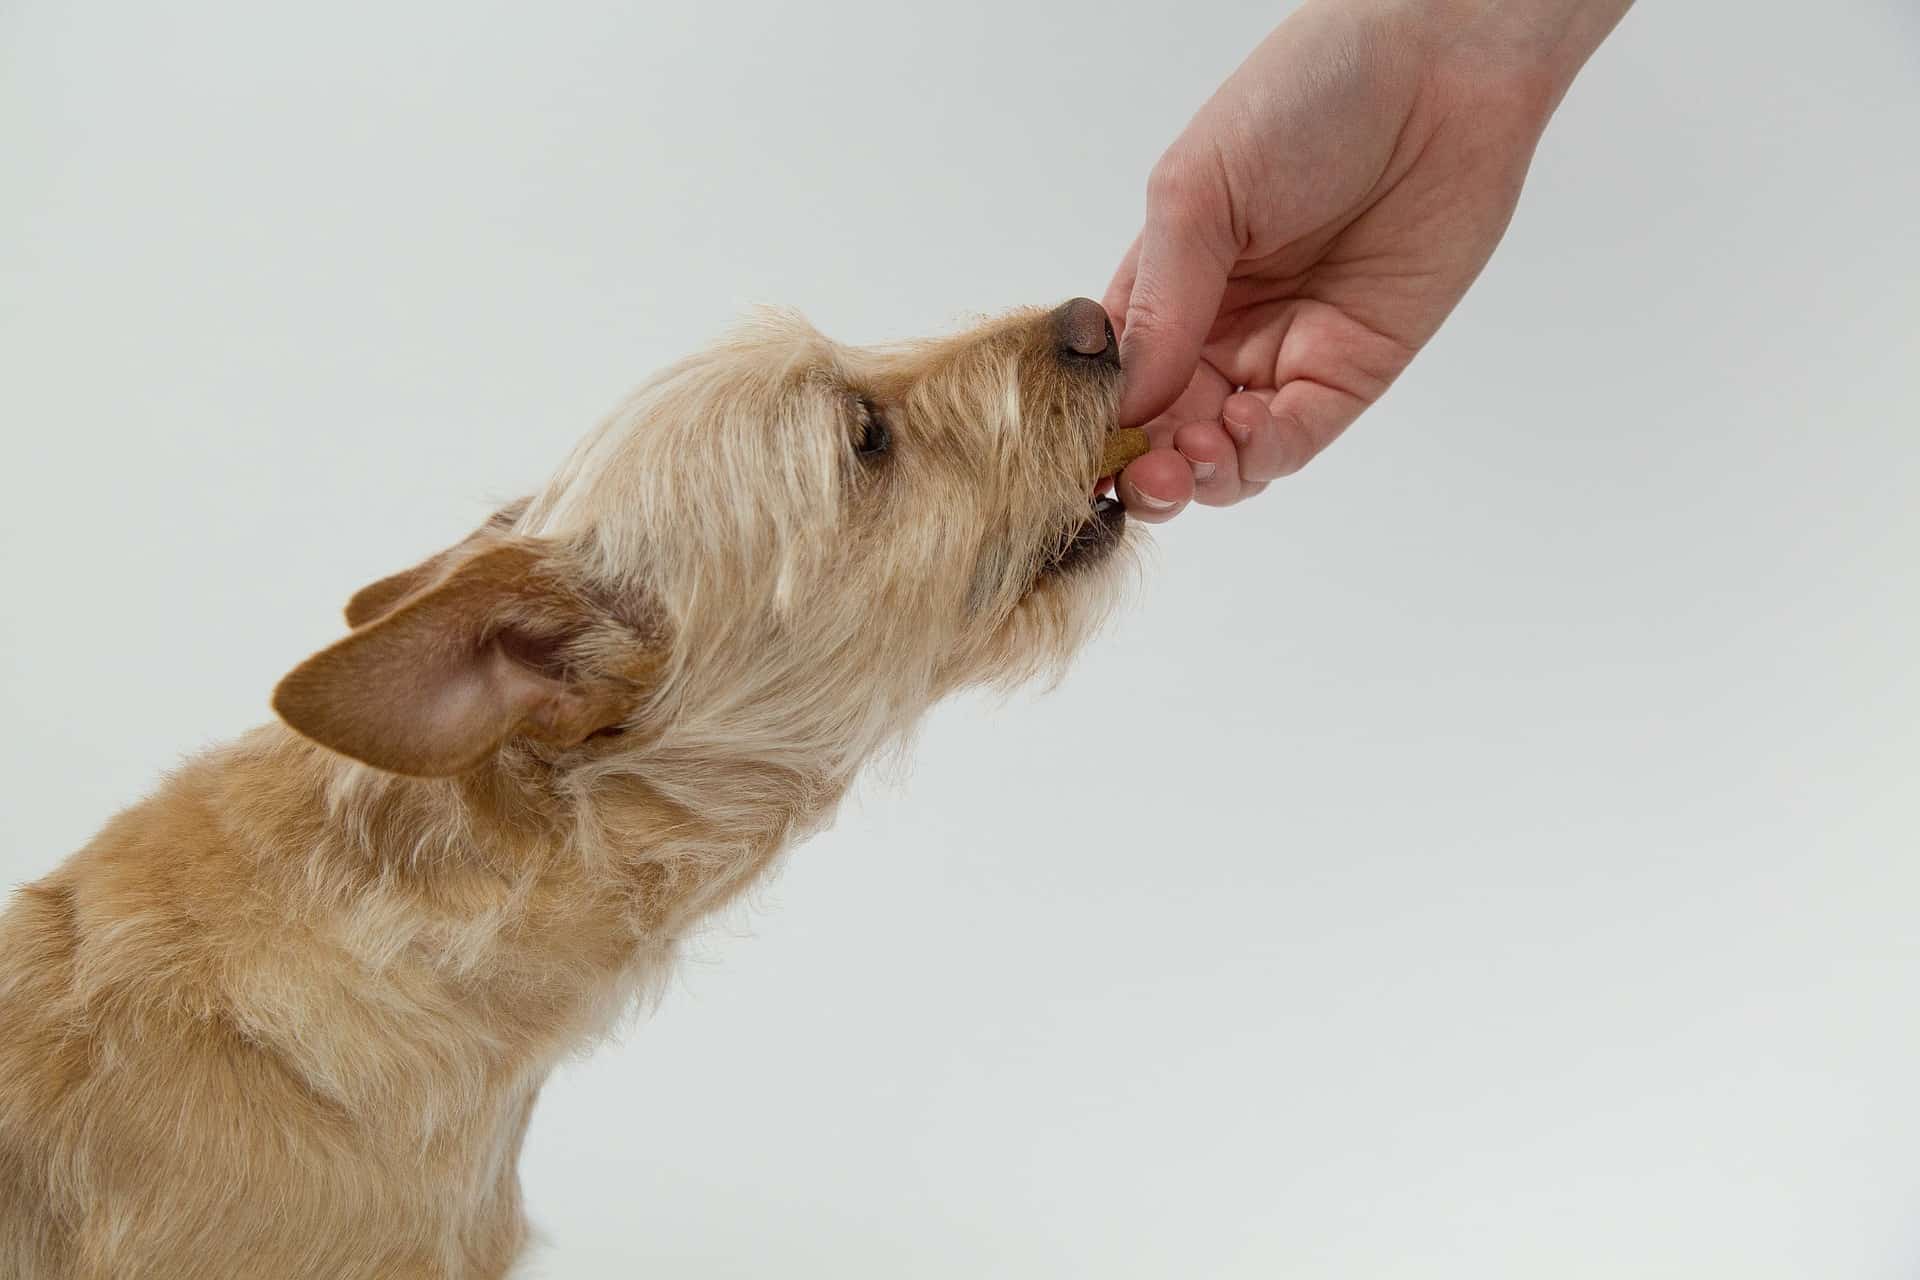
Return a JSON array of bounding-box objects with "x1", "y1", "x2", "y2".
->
[{"x1": 1099, "y1": 427, "x2": 1150, "y2": 478}]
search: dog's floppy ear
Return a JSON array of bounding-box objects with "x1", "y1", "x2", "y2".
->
[
  {"x1": 274, "y1": 539, "x2": 660, "y2": 777},
  {"x1": 344, "y1": 497, "x2": 532, "y2": 629}
]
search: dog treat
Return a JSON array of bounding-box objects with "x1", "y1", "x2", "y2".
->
[{"x1": 1100, "y1": 427, "x2": 1150, "y2": 478}]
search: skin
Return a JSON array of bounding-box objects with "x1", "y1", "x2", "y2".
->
[{"x1": 1106, "y1": 0, "x2": 1636, "y2": 519}]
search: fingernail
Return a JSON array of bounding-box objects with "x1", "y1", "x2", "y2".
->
[
  {"x1": 1130, "y1": 488, "x2": 1178, "y2": 511},
  {"x1": 1224, "y1": 419, "x2": 1252, "y2": 447},
  {"x1": 1188, "y1": 459, "x2": 1217, "y2": 483}
]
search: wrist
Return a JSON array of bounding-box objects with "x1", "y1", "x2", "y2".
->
[{"x1": 1384, "y1": 0, "x2": 1633, "y2": 114}]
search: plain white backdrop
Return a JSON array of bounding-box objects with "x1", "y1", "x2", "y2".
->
[{"x1": 4, "y1": 1, "x2": 1917, "y2": 1276}]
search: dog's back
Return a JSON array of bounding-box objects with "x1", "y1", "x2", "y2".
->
[{"x1": 0, "y1": 869, "x2": 86, "y2": 1279}]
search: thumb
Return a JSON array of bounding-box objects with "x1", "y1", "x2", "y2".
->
[{"x1": 1115, "y1": 172, "x2": 1234, "y2": 426}]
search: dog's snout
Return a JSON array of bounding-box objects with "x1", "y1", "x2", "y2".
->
[{"x1": 1053, "y1": 297, "x2": 1117, "y2": 366}]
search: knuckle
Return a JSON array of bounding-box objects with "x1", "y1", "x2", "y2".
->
[
  {"x1": 1145, "y1": 151, "x2": 1219, "y2": 223},
  {"x1": 1144, "y1": 152, "x2": 1184, "y2": 199},
  {"x1": 1172, "y1": 421, "x2": 1222, "y2": 455},
  {"x1": 1245, "y1": 412, "x2": 1311, "y2": 482}
]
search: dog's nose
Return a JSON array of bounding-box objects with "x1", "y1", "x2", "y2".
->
[{"x1": 1053, "y1": 297, "x2": 1117, "y2": 365}]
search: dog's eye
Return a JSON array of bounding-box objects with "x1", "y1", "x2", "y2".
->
[{"x1": 855, "y1": 397, "x2": 891, "y2": 458}]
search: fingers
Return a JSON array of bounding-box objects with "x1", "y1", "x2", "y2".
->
[
  {"x1": 1118, "y1": 384, "x2": 1370, "y2": 516},
  {"x1": 1113, "y1": 164, "x2": 1235, "y2": 428},
  {"x1": 1257, "y1": 379, "x2": 1368, "y2": 478},
  {"x1": 1221, "y1": 392, "x2": 1292, "y2": 483},
  {"x1": 1165, "y1": 389, "x2": 1291, "y2": 505},
  {"x1": 1171, "y1": 422, "x2": 1242, "y2": 506},
  {"x1": 1184, "y1": 384, "x2": 1366, "y2": 496},
  {"x1": 1116, "y1": 447, "x2": 1194, "y2": 523}
]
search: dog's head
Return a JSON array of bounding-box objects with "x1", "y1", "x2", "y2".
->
[{"x1": 274, "y1": 300, "x2": 1137, "y2": 780}]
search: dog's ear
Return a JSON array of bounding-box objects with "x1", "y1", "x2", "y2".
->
[
  {"x1": 274, "y1": 539, "x2": 661, "y2": 778},
  {"x1": 344, "y1": 497, "x2": 533, "y2": 629}
]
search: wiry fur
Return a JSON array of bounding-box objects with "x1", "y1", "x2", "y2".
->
[{"x1": 0, "y1": 304, "x2": 1134, "y2": 1278}]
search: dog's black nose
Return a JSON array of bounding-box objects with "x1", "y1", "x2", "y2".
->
[{"x1": 1053, "y1": 297, "x2": 1117, "y2": 366}]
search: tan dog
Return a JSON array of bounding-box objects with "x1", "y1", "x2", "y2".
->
[{"x1": 0, "y1": 299, "x2": 1145, "y2": 1279}]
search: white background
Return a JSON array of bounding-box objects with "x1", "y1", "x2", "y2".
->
[{"x1": 4, "y1": 2, "x2": 1917, "y2": 1276}]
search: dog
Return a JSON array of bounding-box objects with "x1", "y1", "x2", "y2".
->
[{"x1": 0, "y1": 298, "x2": 1141, "y2": 1278}]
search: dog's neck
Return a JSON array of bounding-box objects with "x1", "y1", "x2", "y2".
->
[{"x1": 200, "y1": 723, "x2": 848, "y2": 1119}]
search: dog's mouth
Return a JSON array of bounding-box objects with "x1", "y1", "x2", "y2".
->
[
  {"x1": 1041, "y1": 430, "x2": 1140, "y2": 576},
  {"x1": 1043, "y1": 490, "x2": 1127, "y2": 576},
  {"x1": 1032, "y1": 380, "x2": 1143, "y2": 578}
]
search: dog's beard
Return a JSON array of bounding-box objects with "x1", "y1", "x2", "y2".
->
[
  {"x1": 1041, "y1": 491, "x2": 1129, "y2": 577},
  {"x1": 951, "y1": 508, "x2": 1136, "y2": 696}
]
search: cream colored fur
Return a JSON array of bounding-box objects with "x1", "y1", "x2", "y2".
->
[{"x1": 0, "y1": 303, "x2": 1134, "y2": 1278}]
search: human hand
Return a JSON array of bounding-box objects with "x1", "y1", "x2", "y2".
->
[{"x1": 1106, "y1": 0, "x2": 1632, "y2": 519}]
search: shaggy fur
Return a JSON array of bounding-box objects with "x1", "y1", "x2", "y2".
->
[{"x1": 0, "y1": 301, "x2": 1135, "y2": 1278}]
